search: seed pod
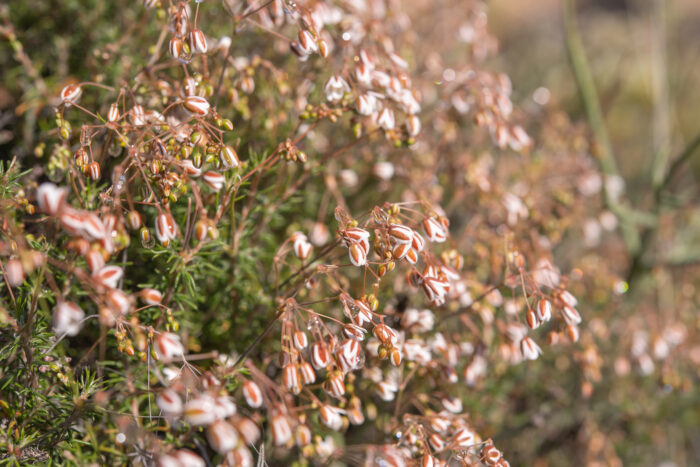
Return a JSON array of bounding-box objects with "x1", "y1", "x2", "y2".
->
[
  {"x1": 373, "y1": 324, "x2": 398, "y2": 345},
  {"x1": 411, "y1": 231, "x2": 425, "y2": 252},
  {"x1": 561, "y1": 305, "x2": 582, "y2": 325},
  {"x1": 565, "y1": 324, "x2": 579, "y2": 342},
  {"x1": 127, "y1": 210, "x2": 142, "y2": 230},
  {"x1": 184, "y1": 95, "x2": 210, "y2": 116},
  {"x1": 422, "y1": 454, "x2": 437, "y2": 467},
  {"x1": 183, "y1": 76, "x2": 198, "y2": 97},
  {"x1": 392, "y1": 242, "x2": 410, "y2": 260},
  {"x1": 405, "y1": 247, "x2": 418, "y2": 264},
  {"x1": 180, "y1": 159, "x2": 201, "y2": 178},
  {"x1": 86, "y1": 249, "x2": 105, "y2": 272},
  {"x1": 377, "y1": 107, "x2": 395, "y2": 130},
  {"x1": 219, "y1": 145, "x2": 240, "y2": 169}
]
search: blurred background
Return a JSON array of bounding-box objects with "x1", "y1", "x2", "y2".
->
[{"x1": 482, "y1": 1, "x2": 700, "y2": 465}]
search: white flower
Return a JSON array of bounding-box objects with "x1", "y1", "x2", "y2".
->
[
  {"x1": 324, "y1": 75, "x2": 350, "y2": 102},
  {"x1": 53, "y1": 302, "x2": 85, "y2": 336}
]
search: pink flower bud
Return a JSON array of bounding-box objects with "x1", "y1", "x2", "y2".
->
[
  {"x1": 311, "y1": 341, "x2": 331, "y2": 369},
  {"x1": 299, "y1": 361, "x2": 315, "y2": 385},
  {"x1": 203, "y1": 171, "x2": 225, "y2": 191},
  {"x1": 169, "y1": 37, "x2": 184, "y2": 60},
  {"x1": 235, "y1": 417, "x2": 261, "y2": 445},
  {"x1": 107, "y1": 103, "x2": 120, "y2": 122},
  {"x1": 536, "y1": 299, "x2": 552, "y2": 322},
  {"x1": 520, "y1": 336, "x2": 542, "y2": 361},
  {"x1": 37, "y1": 182, "x2": 68, "y2": 216},
  {"x1": 388, "y1": 223, "x2": 414, "y2": 244},
  {"x1": 155, "y1": 212, "x2": 177, "y2": 245},
  {"x1": 156, "y1": 389, "x2": 183, "y2": 416},
  {"x1": 319, "y1": 405, "x2": 343, "y2": 431},
  {"x1": 106, "y1": 289, "x2": 131, "y2": 315},
  {"x1": 282, "y1": 363, "x2": 301, "y2": 394},
  {"x1": 5, "y1": 259, "x2": 24, "y2": 287},
  {"x1": 377, "y1": 107, "x2": 395, "y2": 130},
  {"x1": 295, "y1": 424, "x2": 312, "y2": 447},
  {"x1": 206, "y1": 420, "x2": 238, "y2": 454},
  {"x1": 271, "y1": 414, "x2": 292, "y2": 446},
  {"x1": 184, "y1": 395, "x2": 216, "y2": 426},
  {"x1": 219, "y1": 145, "x2": 240, "y2": 169},
  {"x1": 184, "y1": 95, "x2": 210, "y2": 117},
  {"x1": 293, "y1": 238, "x2": 312, "y2": 260},
  {"x1": 93, "y1": 265, "x2": 123, "y2": 289},
  {"x1": 60, "y1": 84, "x2": 82, "y2": 106},
  {"x1": 293, "y1": 330, "x2": 308, "y2": 350},
  {"x1": 189, "y1": 29, "x2": 208, "y2": 54},
  {"x1": 173, "y1": 449, "x2": 205, "y2": 467},
  {"x1": 53, "y1": 301, "x2": 85, "y2": 336},
  {"x1": 348, "y1": 242, "x2": 368, "y2": 266},
  {"x1": 155, "y1": 332, "x2": 185, "y2": 361},
  {"x1": 423, "y1": 216, "x2": 447, "y2": 243},
  {"x1": 242, "y1": 380, "x2": 263, "y2": 408},
  {"x1": 141, "y1": 288, "x2": 163, "y2": 305}
]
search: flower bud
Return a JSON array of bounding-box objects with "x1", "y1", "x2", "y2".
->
[
  {"x1": 60, "y1": 84, "x2": 82, "y2": 106},
  {"x1": 53, "y1": 301, "x2": 85, "y2": 336},
  {"x1": 219, "y1": 145, "x2": 239, "y2": 169},
  {"x1": 37, "y1": 182, "x2": 68, "y2": 216},
  {"x1": 207, "y1": 420, "x2": 238, "y2": 454},
  {"x1": 184, "y1": 95, "x2": 210, "y2": 117},
  {"x1": 242, "y1": 380, "x2": 263, "y2": 408},
  {"x1": 189, "y1": 29, "x2": 208, "y2": 54},
  {"x1": 155, "y1": 332, "x2": 185, "y2": 361}
]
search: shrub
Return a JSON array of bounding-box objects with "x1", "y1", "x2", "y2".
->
[{"x1": 0, "y1": 0, "x2": 697, "y2": 466}]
